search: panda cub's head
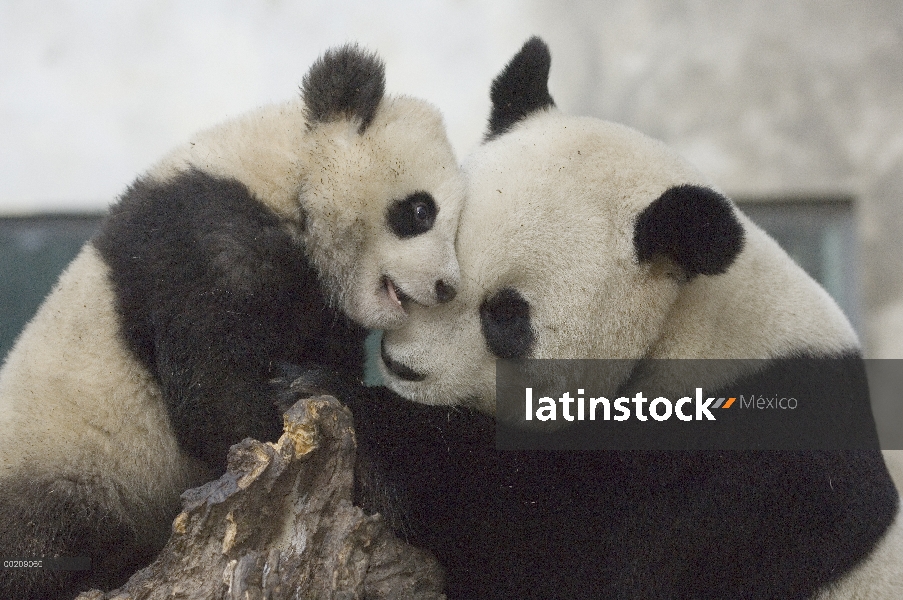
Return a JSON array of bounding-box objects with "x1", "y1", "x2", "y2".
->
[
  {"x1": 379, "y1": 37, "x2": 857, "y2": 412},
  {"x1": 299, "y1": 45, "x2": 464, "y2": 329}
]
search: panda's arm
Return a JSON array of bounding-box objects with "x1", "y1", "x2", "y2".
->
[
  {"x1": 343, "y1": 388, "x2": 640, "y2": 600},
  {"x1": 94, "y1": 169, "x2": 366, "y2": 470}
]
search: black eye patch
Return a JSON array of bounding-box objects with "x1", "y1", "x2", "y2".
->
[
  {"x1": 386, "y1": 192, "x2": 437, "y2": 238},
  {"x1": 480, "y1": 287, "x2": 534, "y2": 359}
]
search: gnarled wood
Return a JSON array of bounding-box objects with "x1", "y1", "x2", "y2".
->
[{"x1": 76, "y1": 395, "x2": 445, "y2": 600}]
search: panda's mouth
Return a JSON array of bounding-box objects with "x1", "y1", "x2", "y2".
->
[
  {"x1": 383, "y1": 277, "x2": 414, "y2": 309},
  {"x1": 380, "y1": 337, "x2": 426, "y2": 382}
]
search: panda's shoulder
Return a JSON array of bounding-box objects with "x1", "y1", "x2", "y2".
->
[
  {"x1": 146, "y1": 100, "x2": 310, "y2": 220},
  {"x1": 96, "y1": 168, "x2": 304, "y2": 281}
]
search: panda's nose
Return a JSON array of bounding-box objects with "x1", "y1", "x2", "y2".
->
[{"x1": 435, "y1": 279, "x2": 457, "y2": 303}]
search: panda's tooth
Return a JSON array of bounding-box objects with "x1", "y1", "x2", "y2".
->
[{"x1": 386, "y1": 278, "x2": 401, "y2": 306}]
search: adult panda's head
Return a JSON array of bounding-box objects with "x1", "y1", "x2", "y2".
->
[
  {"x1": 297, "y1": 45, "x2": 464, "y2": 329},
  {"x1": 379, "y1": 37, "x2": 858, "y2": 412}
]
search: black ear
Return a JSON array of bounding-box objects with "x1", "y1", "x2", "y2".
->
[
  {"x1": 634, "y1": 185, "x2": 745, "y2": 278},
  {"x1": 301, "y1": 44, "x2": 385, "y2": 134},
  {"x1": 486, "y1": 37, "x2": 556, "y2": 141}
]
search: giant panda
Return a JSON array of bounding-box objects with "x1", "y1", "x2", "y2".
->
[
  {"x1": 0, "y1": 44, "x2": 464, "y2": 600},
  {"x1": 344, "y1": 38, "x2": 903, "y2": 599}
]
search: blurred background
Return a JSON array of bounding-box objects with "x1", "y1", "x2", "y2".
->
[{"x1": 1, "y1": 0, "x2": 902, "y2": 359}]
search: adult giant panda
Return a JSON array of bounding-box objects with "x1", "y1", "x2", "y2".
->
[
  {"x1": 357, "y1": 38, "x2": 902, "y2": 598},
  {"x1": 0, "y1": 44, "x2": 463, "y2": 599}
]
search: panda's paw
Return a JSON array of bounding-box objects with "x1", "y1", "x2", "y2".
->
[{"x1": 270, "y1": 362, "x2": 361, "y2": 414}]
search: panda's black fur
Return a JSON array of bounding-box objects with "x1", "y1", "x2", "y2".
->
[
  {"x1": 94, "y1": 170, "x2": 365, "y2": 466},
  {"x1": 486, "y1": 36, "x2": 555, "y2": 140},
  {"x1": 0, "y1": 44, "x2": 464, "y2": 600},
  {"x1": 344, "y1": 38, "x2": 901, "y2": 599},
  {"x1": 301, "y1": 44, "x2": 384, "y2": 132},
  {"x1": 347, "y1": 384, "x2": 896, "y2": 599},
  {"x1": 634, "y1": 183, "x2": 746, "y2": 278},
  {"x1": 0, "y1": 170, "x2": 342, "y2": 600}
]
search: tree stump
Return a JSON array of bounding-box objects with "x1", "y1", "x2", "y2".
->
[{"x1": 76, "y1": 395, "x2": 445, "y2": 600}]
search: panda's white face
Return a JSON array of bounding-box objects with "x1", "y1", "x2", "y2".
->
[
  {"x1": 379, "y1": 34, "x2": 860, "y2": 412},
  {"x1": 379, "y1": 111, "x2": 721, "y2": 412},
  {"x1": 300, "y1": 97, "x2": 464, "y2": 330},
  {"x1": 379, "y1": 106, "x2": 861, "y2": 412}
]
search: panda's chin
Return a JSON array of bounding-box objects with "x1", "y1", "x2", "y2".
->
[
  {"x1": 380, "y1": 337, "x2": 426, "y2": 382},
  {"x1": 381, "y1": 369, "x2": 489, "y2": 412},
  {"x1": 343, "y1": 278, "x2": 410, "y2": 330},
  {"x1": 364, "y1": 303, "x2": 407, "y2": 330}
]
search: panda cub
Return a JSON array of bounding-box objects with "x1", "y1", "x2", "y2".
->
[
  {"x1": 349, "y1": 38, "x2": 902, "y2": 599},
  {"x1": 0, "y1": 44, "x2": 463, "y2": 599}
]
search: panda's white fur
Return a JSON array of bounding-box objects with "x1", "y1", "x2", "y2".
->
[
  {"x1": 378, "y1": 38, "x2": 900, "y2": 598},
  {"x1": 0, "y1": 44, "x2": 464, "y2": 599},
  {"x1": 148, "y1": 81, "x2": 463, "y2": 329},
  {"x1": 0, "y1": 245, "x2": 195, "y2": 497},
  {"x1": 381, "y1": 111, "x2": 857, "y2": 410}
]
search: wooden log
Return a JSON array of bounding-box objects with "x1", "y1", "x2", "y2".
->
[{"x1": 76, "y1": 395, "x2": 445, "y2": 600}]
